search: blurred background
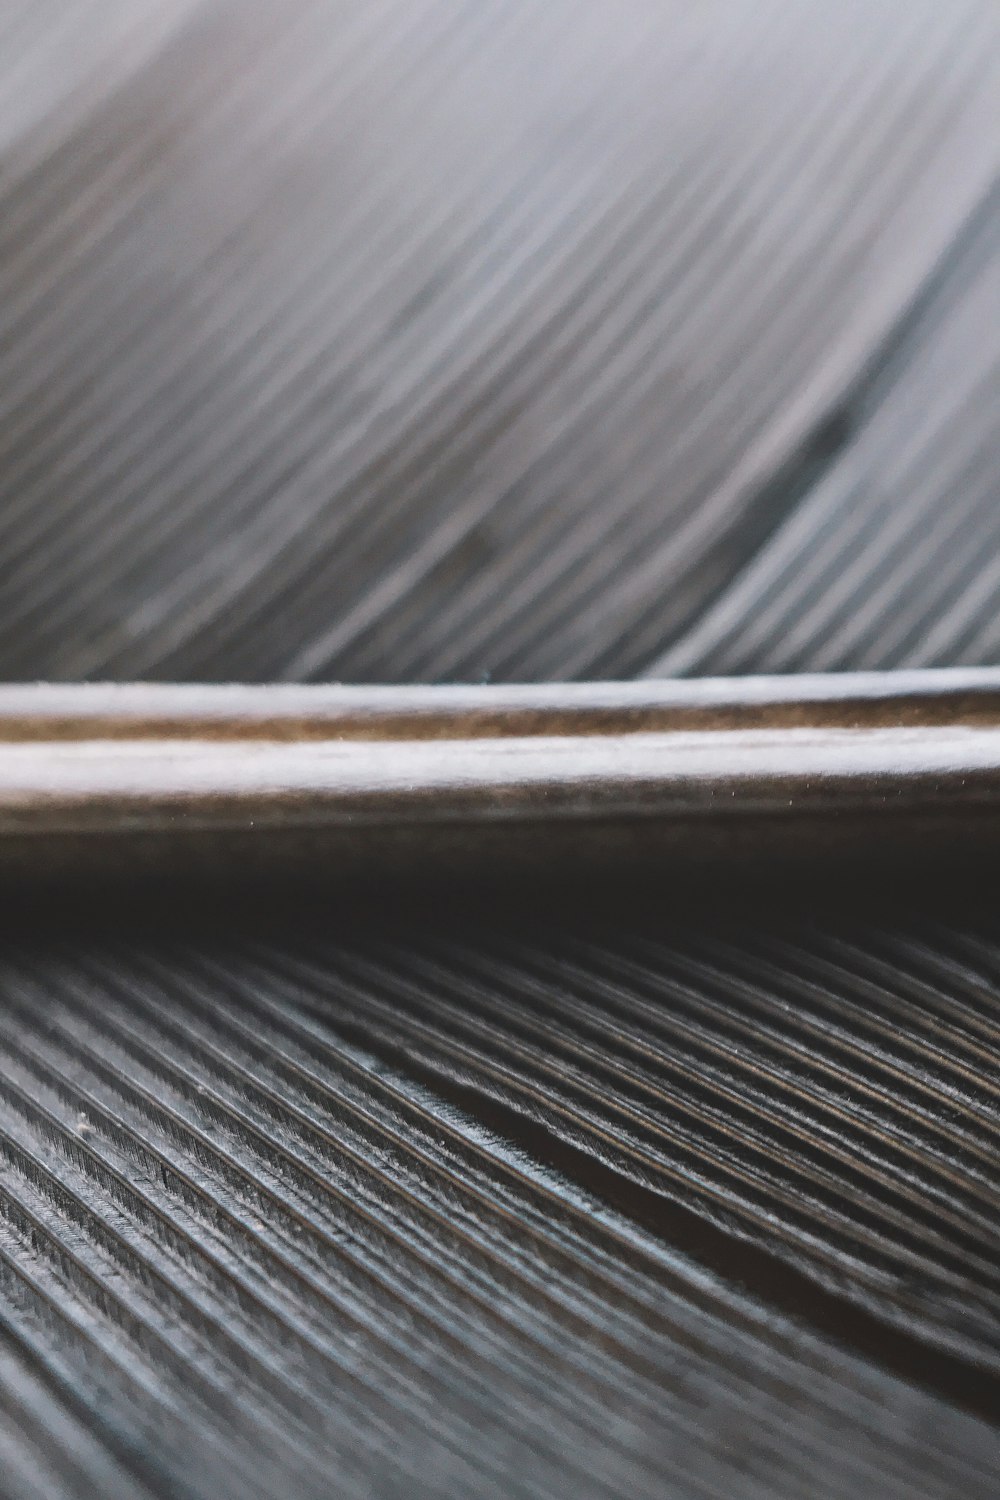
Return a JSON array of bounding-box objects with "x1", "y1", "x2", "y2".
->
[
  {"x1": 1, "y1": 0, "x2": 997, "y2": 684},
  {"x1": 0, "y1": 4, "x2": 998, "y2": 1498}
]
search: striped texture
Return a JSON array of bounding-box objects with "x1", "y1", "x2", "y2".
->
[
  {"x1": 0, "y1": 0, "x2": 997, "y2": 683},
  {"x1": 649, "y1": 186, "x2": 1000, "y2": 677},
  {"x1": 1, "y1": 904, "x2": 999, "y2": 1500},
  {"x1": 0, "y1": 2, "x2": 999, "y2": 1496}
]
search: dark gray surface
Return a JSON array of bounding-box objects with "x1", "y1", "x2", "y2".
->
[
  {"x1": 0, "y1": 3, "x2": 998, "y2": 1496},
  {"x1": 2, "y1": 898, "x2": 1000, "y2": 1500}
]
